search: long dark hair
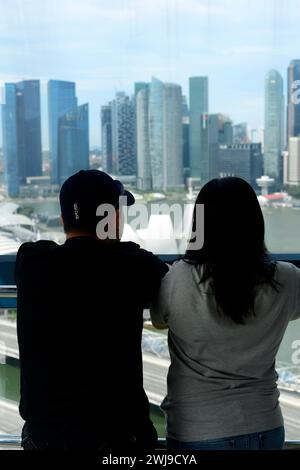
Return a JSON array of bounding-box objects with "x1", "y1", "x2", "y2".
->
[{"x1": 184, "y1": 177, "x2": 278, "y2": 325}]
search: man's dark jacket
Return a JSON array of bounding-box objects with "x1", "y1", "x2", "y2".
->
[{"x1": 15, "y1": 237, "x2": 168, "y2": 449}]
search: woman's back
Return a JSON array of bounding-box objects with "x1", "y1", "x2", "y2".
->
[{"x1": 151, "y1": 259, "x2": 300, "y2": 442}]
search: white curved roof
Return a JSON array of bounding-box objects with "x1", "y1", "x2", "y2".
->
[
  {"x1": 0, "y1": 202, "x2": 19, "y2": 215},
  {"x1": 0, "y1": 214, "x2": 35, "y2": 227}
]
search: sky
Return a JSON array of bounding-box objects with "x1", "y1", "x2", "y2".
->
[{"x1": 0, "y1": 0, "x2": 300, "y2": 149}]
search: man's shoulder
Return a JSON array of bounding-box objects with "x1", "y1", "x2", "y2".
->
[
  {"x1": 121, "y1": 241, "x2": 158, "y2": 261},
  {"x1": 17, "y1": 240, "x2": 59, "y2": 258},
  {"x1": 120, "y1": 242, "x2": 168, "y2": 275}
]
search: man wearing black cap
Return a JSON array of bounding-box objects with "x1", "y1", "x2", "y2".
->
[{"x1": 16, "y1": 170, "x2": 168, "y2": 451}]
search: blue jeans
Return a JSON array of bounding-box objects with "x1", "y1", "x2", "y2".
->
[{"x1": 167, "y1": 426, "x2": 285, "y2": 450}]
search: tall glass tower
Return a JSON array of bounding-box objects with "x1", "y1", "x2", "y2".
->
[
  {"x1": 2, "y1": 80, "x2": 42, "y2": 197},
  {"x1": 101, "y1": 104, "x2": 113, "y2": 173},
  {"x1": 287, "y1": 60, "x2": 300, "y2": 139},
  {"x1": 111, "y1": 92, "x2": 136, "y2": 176},
  {"x1": 58, "y1": 103, "x2": 89, "y2": 184},
  {"x1": 264, "y1": 70, "x2": 284, "y2": 180},
  {"x1": 136, "y1": 85, "x2": 152, "y2": 190},
  {"x1": 2, "y1": 84, "x2": 18, "y2": 197},
  {"x1": 48, "y1": 80, "x2": 77, "y2": 184},
  {"x1": 163, "y1": 83, "x2": 183, "y2": 189},
  {"x1": 149, "y1": 77, "x2": 164, "y2": 190},
  {"x1": 147, "y1": 77, "x2": 184, "y2": 191},
  {"x1": 189, "y1": 76, "x2": 209, "y2": 182}
]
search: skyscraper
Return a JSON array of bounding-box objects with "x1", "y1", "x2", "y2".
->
[
  {"x1": 189, "y1": 77, "x2": 209, "y2": 182},
  {"x1": 101, "y1": 104, "x2": 113, "y2": 173},
  {"x1": 182, "y1": 117, "x2": 190, "y2": 176},
  {"x1": 48, "y1": 80, "x2": 77, "y2": 184},
  {"x1": 205, "y1": 114, "x2": 233, "y2": 181},
  {"x1": 111, "y1": 92, "x2": 136, "y2": 176},
  {"x1": 2, "y1": 80, "x2": 42, "y2": 197},
  {"x1": 182, "y1": 95, "x2": 190, "y2": 176},
  {"x1": 163, "y1": 83, "x2": 183, "y2": 189},
  {"x1": 264, "y1": 70, "x2": 284, "y2": 181},
  {"x1": 287, "y1": 60, "x2": 300, "y2": 139},
  {"x1": 233, "y1": 123, "x2": 249, "y2": 144},
  {"x1": 209, "y1": 114, "x2": 233, "y2": 146},
  {"x1": 2, "y1": 84, "x2": 18, "y2": 197},
  {"x1": 148, "y1": 77, "x2": 183, "y2": 191},
  {"x1": 134, "y1": 82, "x2": 149, "y2": 97},
  {"x1": 218, "y1": 143, "x2": 263, "y2": 188},
  {"x1": 149, "y1": 77, "x2": 164, "y2": 190},
  {"x1": 58, "y1": 103, "x2": 89, "y2": 184},
  {"x1": 136, "y1": 85, "x2": 152, "y2": 190},
  {"x1": 286, "y1": 137, "x2": 300, "y2": 185}
]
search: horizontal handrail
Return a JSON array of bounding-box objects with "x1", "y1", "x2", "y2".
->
[
  {"x1": 0, "y1": 285, "x2": 17, "y2": 298},
  {"x1": 0, "y1": 435, "x2": 300, "y2": 449},
  {"x1": 0, "y1": 434, "x2": 22, "y2": 447}
]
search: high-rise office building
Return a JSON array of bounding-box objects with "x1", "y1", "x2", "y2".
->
[
  {"x1": 286, "y1": 137, "x2": 300, "y2": 185},
  {"x1": 287, "y1": 60, "x2": 300, "y2": 139},
  {"x1": 182, "y1": 117, "x2": 190, "y2": 175},
  {"x1": 2, "y1": 80, "x2": 42, "y2": 197},
  {"x1": 149, "y1": 77, "x2": 164, "y2": 189},
  {"x1": 199, "y1": 113, "x2": 211, "y2": 182},
  {"x1": 182, "y1": 95, "x2": 190, "y2": 176},
  {"x1": 136, "y1": 86, "x2": 152, "y2": 190},
  {"x1": 233, "y1": 123, "x2": 249, "y2": 144},
  {"x1": 101, "y1": 104, "x2": 113, "y2": 173},
  {"x1": 148, "y1": 77, "x2": 183, "y2": 191},
  {"x1": 218, "y1": 143, "x2": 263, "y2": 188},
  {"x1": 250, "y1": 128, "x2": 265, "y2": 151},
  {"x1": 58, "y1": 103, "x2": 89, "y2": 184},
  {"x1": 264, "y1": 70, "x2": 284, "y2": 181},
  {"x1": 48, "y1": 80, "x2": 78, "y2": 184},
  {"x1": 111, "y1": 92, "x2": 136, "y2": 176},
  {"x1": 134, "y1": 82, "x2": 149, "y2": 97},
  {"x1": 163, "y1": 82, "x2": 183, "y2": 189},
  {"x1": 182, "y1": 95, "x2": 189, "y2": 119},
  {"x1": 189, "y1": 76, "x2": 209, "y2": 182},
  {"x1": 205, "y1": 114, "x2": 233, "y2": 181},
  {"x1": 209, "y1": 114, "x2": 233, "y2": 146},
  {"x1": 2, "y1": 84, "x2": 18, "y2": 197}
]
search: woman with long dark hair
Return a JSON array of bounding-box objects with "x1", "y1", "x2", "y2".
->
[{"x1": 151, "y1": 177, "x2": 300, "y2": 450}]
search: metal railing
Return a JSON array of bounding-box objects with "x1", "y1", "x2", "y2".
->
[
  {"x1": 0, "y1": 435, "x2": 21, "y2": 448},
  {"x1": 0, "y1": 435, "x2": 300, "y2": 450},
  {"x1": 0, "y1": 285, "x2": 17, "y2": 298},
  {"x1": 1, "y1": 281, "x2": 300, "y2": 450}
]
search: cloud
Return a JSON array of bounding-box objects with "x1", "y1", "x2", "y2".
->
[{"x1": 1, "y1": 0, "x2": 300, "y2": 146}]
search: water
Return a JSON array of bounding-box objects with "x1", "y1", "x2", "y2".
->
[
  {"x1": 263, "y1": 206, "x2": 300, "y2": 253},
  {"x1": 24, "y1": 198, "x2": 300, "y2": 253}
]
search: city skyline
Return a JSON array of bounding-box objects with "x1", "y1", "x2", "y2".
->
[
  {"x1": 1, "y1": 0, "x2": 300, "y2": 147},
  {"x1": 1, "y1": 65, "x2": 298, "y2": 153},
  {"x1": 1, "y1": 65, "x2": 299, "y2": 195}
]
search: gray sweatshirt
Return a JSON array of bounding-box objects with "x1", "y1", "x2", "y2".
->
[{"x1": 150, "y1": 260, "x2": 300, "y2": 442}]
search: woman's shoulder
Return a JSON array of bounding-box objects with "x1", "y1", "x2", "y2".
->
[
  {"x1": 275, "y1": 261, "x2": 298, "y2": 276},
  {"x1": 274, "y1": 261, "x2": 300, "y2": 285},
  {"x1": 165, "y1": 259, "x2": 201, "y2": 285},
  {"x1": 168, "y1": 259, "x2": 196, "y2": 275}
]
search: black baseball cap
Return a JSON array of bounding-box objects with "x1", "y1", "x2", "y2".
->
[{"x1": 60, "y1": 169, "x2": 135, "y2": 231}]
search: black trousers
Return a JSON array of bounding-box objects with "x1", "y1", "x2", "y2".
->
[{"x1": 21, "y1": 421, "x2": 157, "y2": 452}]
